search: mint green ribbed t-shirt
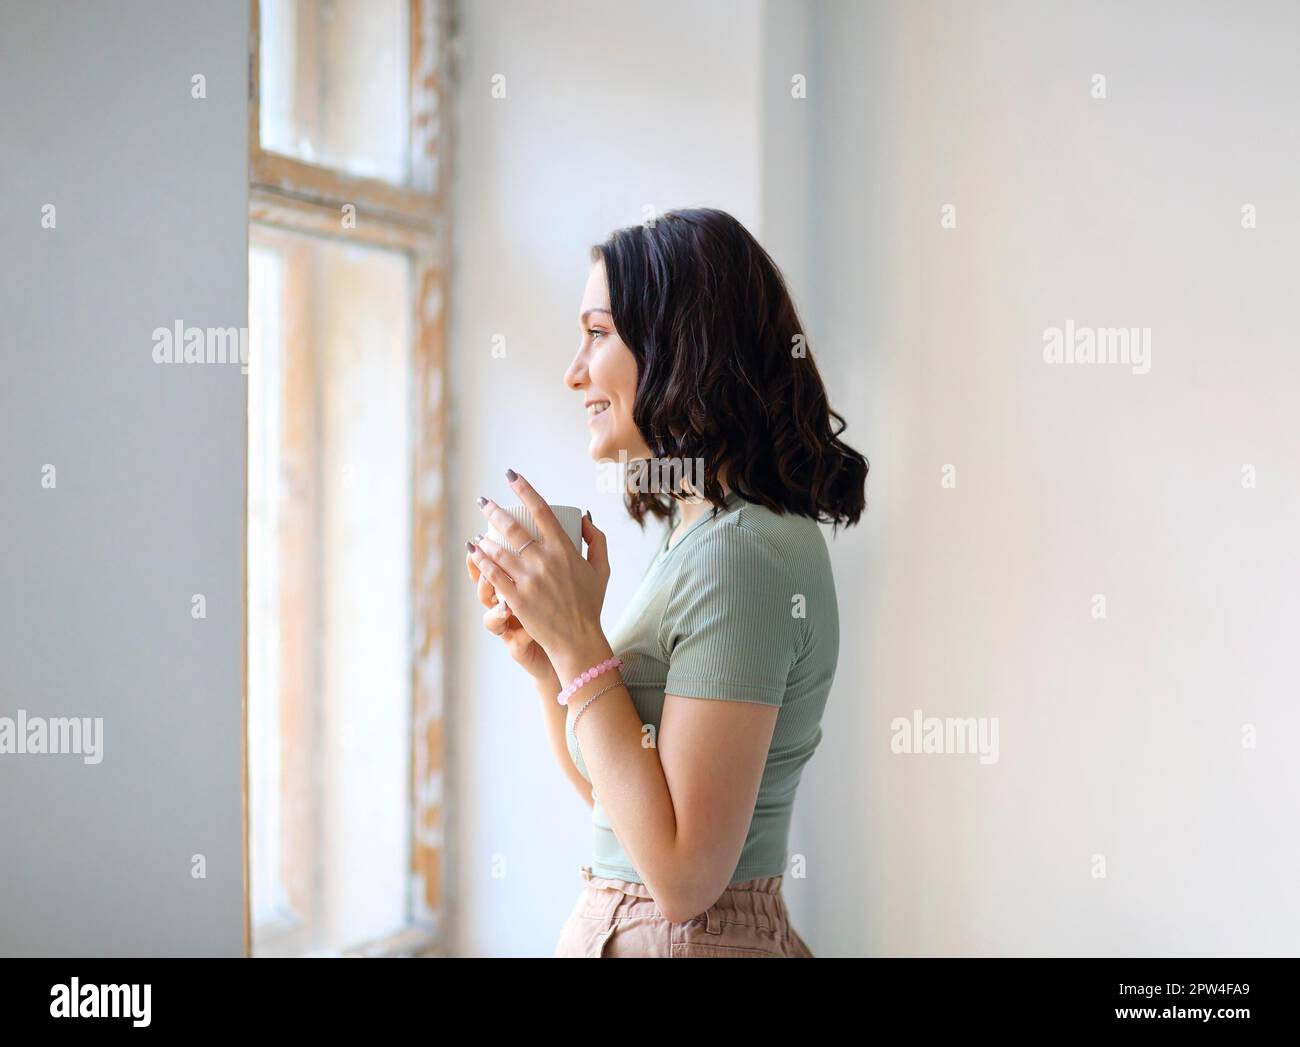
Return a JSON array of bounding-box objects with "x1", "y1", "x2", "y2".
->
[{"x1": 565, "y1": 491, "x2": 840, "y2": 884}]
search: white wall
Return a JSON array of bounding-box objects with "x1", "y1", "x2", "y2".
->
[
  {"x1": 0, "y1": 1, "x2": 248, "y2": 955},
  {"x1": 805, "y1": 0, "x2": 1300, "y2": 955},
  {"x1": 449, "y1": 0, "x2": 1300, "y2": 957}
]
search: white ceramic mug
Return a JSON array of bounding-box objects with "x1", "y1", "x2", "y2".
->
[{"x1": 485, "y1": 503, "x2": 584, "y2": 556}]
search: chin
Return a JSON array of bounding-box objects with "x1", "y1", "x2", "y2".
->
[
  {"x1": 585, "y1": 422, "x2": 620, "y2": 462},
  {"x1": 587, "y1": 414, "x2": 647, "y2": 464}
]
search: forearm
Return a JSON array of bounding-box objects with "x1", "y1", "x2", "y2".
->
[
  {"x1": 553, "y1": 634, "x2": 700, "y2": 921},
  {"x1": 534, "y1": 668, "x2": 594, "y2": 808}
]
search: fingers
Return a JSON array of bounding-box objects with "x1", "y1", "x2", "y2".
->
[
  {"x1": 502, "y1": 469, "x2": 568, "y2": 545},
  {"x1": 474, "y1": 496, "x2": 537, "y2": 559},
  {"x1": 582, "y1": 512, "x2": 610, "y2": 582},
  {"x1": 501, "y1": 625, "x2": 533, "y2": 662},
  {"x1": 468, "y1": 540, "x2": 519, "y2": 605},
  {"x1": 482, "y1": 602, "x2": 510, "y2": 637},
  {"x1": 474, "y1": 534, "x2": 524, "y2": 582},
  {"x1": 465, "y1": 550, "x2": 480, "y2": 583},
  {"x1": 476, "y1": 571, "x2": 497, "y2": 609}
]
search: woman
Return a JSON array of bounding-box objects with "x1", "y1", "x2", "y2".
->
[{"x1": 464, "y1": 208, "x2": 867, "y2": 957}]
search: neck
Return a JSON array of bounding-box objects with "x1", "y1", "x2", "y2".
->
[{"x1": 676, "y1": 483, "x2": 731, "y2": 529}]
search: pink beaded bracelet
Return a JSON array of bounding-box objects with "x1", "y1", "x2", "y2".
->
[{"x1": 556, "y1": 655, "x2": 623, "y2": 706}]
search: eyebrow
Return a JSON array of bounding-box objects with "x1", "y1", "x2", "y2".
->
[{"x1": 580, "y1": 308, "x2": 611, "y2": 324}]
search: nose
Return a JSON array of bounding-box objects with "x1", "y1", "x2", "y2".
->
[{"x1": 564, "y1": 343, "x2": 588, "y2": 391}]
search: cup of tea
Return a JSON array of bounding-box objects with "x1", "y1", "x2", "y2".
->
[{"x1": 485, "y1": 504, "x2": 585, "y2": 556}]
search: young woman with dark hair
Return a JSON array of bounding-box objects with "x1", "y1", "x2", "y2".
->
[{"x1": 464, "y1": 207, "x2": 868, "y2": 957}]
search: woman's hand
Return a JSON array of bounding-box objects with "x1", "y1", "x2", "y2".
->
[
  {"x1": 468, "y1": 470, "x2": 610, "y2": 663},
  {"x1": 465, "y1": 550, "x2": 555, "y2": 681}
]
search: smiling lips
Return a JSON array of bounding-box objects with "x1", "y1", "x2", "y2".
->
[{"x1": 586, "y1": 400, "x2": 611, "y2": 423}]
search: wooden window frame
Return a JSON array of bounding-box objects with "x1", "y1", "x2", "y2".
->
[{"x1": 243, "y1": 0, "x2": 453, "y2": 959}]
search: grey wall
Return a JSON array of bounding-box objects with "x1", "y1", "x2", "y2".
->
[{"x1": 0, "y1": 0, "x2": 248, "y2": 956}]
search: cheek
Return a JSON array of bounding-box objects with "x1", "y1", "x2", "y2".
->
[{"x1": 593, "y1": 340, "x2": 638, "y2": 410}]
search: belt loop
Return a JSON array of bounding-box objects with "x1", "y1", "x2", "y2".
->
[
  {"x1": 704, "y1": 906, "x2": 722, "y2": 935},
  {"x1": 579, "y1": 866, "x2": 621, "y2": 956},
  {"x1": 593, "y1": 893, "x2": 619, "y2": 957}
]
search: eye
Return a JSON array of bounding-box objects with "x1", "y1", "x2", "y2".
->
[{"x1": 587, "y1": 328, "x2": 605, "y2": 340}]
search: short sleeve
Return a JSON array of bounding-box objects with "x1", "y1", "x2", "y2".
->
[{"x1": 659, "y1": 525, "x2": 802, "y2": 706}]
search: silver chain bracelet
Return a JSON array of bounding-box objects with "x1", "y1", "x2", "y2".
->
[{"x1": 570, "y1": 677, "x2": 623, "y2": 731}]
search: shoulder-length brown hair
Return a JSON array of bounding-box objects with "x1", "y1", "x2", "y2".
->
[{"x1": 592, "y1": 207, "x2": 868, "y2": 532}]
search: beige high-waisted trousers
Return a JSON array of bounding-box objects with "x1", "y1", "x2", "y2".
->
[{"x1": 554, "y1": 864, "x2": 815, "y2": 958}]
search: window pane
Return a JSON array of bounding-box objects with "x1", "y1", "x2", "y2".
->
[
  {"x1": 248, "y1": 226, "x2": 414, "y2": 956},
  {"x1": 259, "y1": 0, "x2": 410, "y2": 183},
  {"x1": 248, "y1": 245, "x2": 288, "y2": 932}
]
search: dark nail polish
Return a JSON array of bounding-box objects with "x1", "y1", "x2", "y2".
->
[
  {"x1": 465, "y1": 540, "x2": 476, "y2": 552},
  {"x1": 505, "y1": 468, "x2": 518, "y2": 482},
  {"x1": 476, "y1": 495, "x2": 488, "y2": 507},
  {"x1": 584, "y1": 509, "x2": 592, "y2": 521}
]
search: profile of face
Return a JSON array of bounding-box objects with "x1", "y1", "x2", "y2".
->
[{"x1": 565, "y1": 259, "x2": 653, "y2": 463}]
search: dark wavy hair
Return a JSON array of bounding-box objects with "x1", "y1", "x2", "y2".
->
[{"x1": 591, "y1": 207, "x2": 868, "y2": 532}]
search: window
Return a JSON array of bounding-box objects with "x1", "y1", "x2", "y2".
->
[{"x1": 245, "y1": 0, "x2": 452, "y2": 958}]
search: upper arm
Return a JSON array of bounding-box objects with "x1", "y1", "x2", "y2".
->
[{"x1": 658, "y1": 693, "x2": 778, "y2": 903}]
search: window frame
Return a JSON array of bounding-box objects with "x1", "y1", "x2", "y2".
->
[{"x1": 243, "y1": 0, "x2": 453, "y2": 959}]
